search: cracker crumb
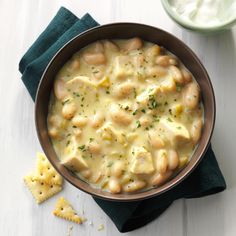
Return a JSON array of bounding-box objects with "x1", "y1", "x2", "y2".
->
[
  {"x1": 98, "y1": 224, "x2": 104, "y2": 231},
  {"x1": 67, "y1": 225, "x2": 73, "y2": 236}
]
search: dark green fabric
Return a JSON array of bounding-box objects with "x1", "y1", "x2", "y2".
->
[
  {"x1": 19, "y1": 7, "x2": 226, "y2": 233},
  {"x1": 19, "y1": 7, "x2": 98, "y2": 100}
]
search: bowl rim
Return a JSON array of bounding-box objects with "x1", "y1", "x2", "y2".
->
[
  {"x1": 35, "y1": 22, "x2": 216, "y2": 201},
  {"x1": 161, "y1": 0, "x2": 236, "y2": 32}
]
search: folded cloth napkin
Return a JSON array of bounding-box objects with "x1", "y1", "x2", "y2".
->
[{"x1": 19, "y1": 7, "x2": 226, "y2": 233}]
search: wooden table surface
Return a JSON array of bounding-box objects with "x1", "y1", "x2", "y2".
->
[{"x1": 0, "y1": 0, "x2": 235, "y2": 235}]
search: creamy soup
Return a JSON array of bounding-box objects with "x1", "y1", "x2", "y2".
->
[{"x1": 47, "y1": 38, "x2": 203, "y2": 194}]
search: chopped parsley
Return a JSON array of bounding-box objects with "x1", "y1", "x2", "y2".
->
[
  {"x1": 133, "y1": 88, "x2": 137, "y2": 98},
  {"x1": 136, "y1": 120, "x2": 141, "y2": 128},
  {"x1": 176, "y1": 84, "x2": 182, "y2": 92},
  {"x1": 78, "y1": 145, "x2": 86, "y2": 151},
  {"x1": 141, "y1": 109, "x2": 146, "y2": 113},
  {"x1": 73, "y1": 92, "x2": 80, "y2": 97},
  {"x1": 148, "y1": 95, "x2": 160, "y2": 110},
  {"x1": 107, "y1": 161, "x2": 114, "y2": 168},
  {"x1": 167, "y1": 117, "x2": 173, "y2": 122},
  {"x1": 66, "y1": 140, "x2": 70, "y2": 146},
  {"x1": 132, "y1": 109, "x2": 138, "y2": 116},
  {"x1": 62, "y1": 99, "x2": 70, "y2": 105}
]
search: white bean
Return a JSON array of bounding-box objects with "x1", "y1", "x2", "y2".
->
[
  {"x1": 114, "y1": 82, "x2": 135, "y2": 99},
  {"x1": 80, "y1": 169, "x2": 92, "y2": 179},
  {"x1": 191, "y1": 118, "x2": 203, "y2": 144},
  {"x1": 88, "y1": 142, "x2": 101, "y2": 155},
  {"x1": 48, "y1": 127, "x2": 59, "y2": 139},
  {"x1": 91, "y1": 112, "x2": 105, "y2": 128},
  {"x1": 68, "y1": 59, "x2": 80, "y2": 71},
  {"x1": 155, "y1": 55, "x2": 177, "y2": 67},
  {"x1": 146, "y1": 66, "x2": 167, "y2": 78},
  {"x1": 110, "y1": 105, "x2": 132, "y2": 126},
  {"x1": 146, "y1": 45, "x2": 161, "y2": 58},
  {"x1": 93, "y1": 41, "x2": 104, "y2": 53},
  {"x1": 123, "y1": 37, "x2": 143, "y2": 51},
  {"x1": 103, "y1": 40, "x2": 119, "y2": 51},
  {"x1": 182, "y1": 82, "x2": 200, "y2": 109},
  {"x1": 168, "y1": 150, "x2": 179, "y2": 170},
  {"x1": 139, "y1": 116, "x2": 152, "y2": 127},
  {"x1": 83, "y1": 52, "x2": 106, "y2": 65},
  {"x1": 73, "y1": 128, "x2": 82, "y2": 138},
  {"x1": 72, "y1": 116, "x2": 88, "y2": 127},
  {"x1": 148, "y1": 131, "x2": 165, "y2": 149},
  {"x1": 169, "y1": 65, "x2": 184, "y2": 84},
  {"x1": 48, "y1": 114, "x2": 62, "y2": 127},
  {"x1": 151, "y1": 171, "x2": 173, "y2": 186},
  {"x1": 123, "y1": 180, "x2": 146, "y2": 193},
  {"x1": 181, "y1": 69, "x2": 192, "y2": 83},
  {"x1": 54, "y1": 79, "x2": 68, "y2": 100},
  {"x1": 108, "y1": 178, "x2": 121, "y2": 193},
  {"x1": 62, "y1": 102, "x2": 77, "y2": 120},
  {"x1": 155, "y1": 149, "x2": 168, "y2": 174},
  {"x1": 112, "y1": 161, "x2": 125, "y2": 177}
]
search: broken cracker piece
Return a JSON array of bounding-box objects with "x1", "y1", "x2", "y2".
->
[
  {"x1": 35, "y1": 152, "x2": 63, "y2": 185},
  {"x1": 53, "y1": 197, "x2": 82, "y2": 224},
  {"x1": 24, "y1": 173, "x2": 62, "y2": 204}
]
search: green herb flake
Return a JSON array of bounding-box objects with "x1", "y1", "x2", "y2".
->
[
  {"x1": 167, "y1": 117, "x2": 173, "y2": 122},
  {"x1": 176, "y1": 84, "x2": 182, "y2": 92},
  {"x1": 176, "y1": 126, "x2": 182, "y2": 129},
  {"x1": 132, "y1": 109, "x2": 138, "y2": 116},
  {"x1": 141, "y1": 109, "x2": 146, "y2": 113},
  {"x1": 62, "y1": 99, "x2": 70, "y2": 105},
  {"x1": 66, "y1": 140, "x2": 70, "y2": 146},
  {"x1": 107, "y1": 161, "x2": 114, "y2": 168},
  {"x1": 89, "y1": 138, "x2": 94, "y2": 142},
  {"x1": 73, "y1": 92, "x2": 80, "y2": 97},
  {"x1": 136, "y1": 120, "x2": 141, "y2": 128},
  {"x1": 125, "y1": 106, "x2": 129, "y2": 111},
  {"x1": 78, "y1": 145, "x2": 86, "y2": 151}
]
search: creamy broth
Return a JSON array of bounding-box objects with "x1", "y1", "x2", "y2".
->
[{"x1": 47, "y1": 38, "x2": 203, "y2": 194}]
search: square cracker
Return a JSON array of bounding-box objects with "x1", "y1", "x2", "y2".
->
[
  {"x1": 35, "y1": 152, "x2": 63, "y2": 185},
  {"x1": 53, "y1": 197, "x2": 82, "y2": 224},
  {"x1": 24, "y1": 173, "x2": 62, "y2": 204}
]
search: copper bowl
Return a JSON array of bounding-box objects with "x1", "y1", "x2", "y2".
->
[{"x1": 35, "y1": 23, "x2": 215, "y2": 201}]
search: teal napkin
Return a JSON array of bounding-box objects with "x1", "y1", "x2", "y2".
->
[{"x1": 19, "y1": 7, "x2": 226, "y2": 233}]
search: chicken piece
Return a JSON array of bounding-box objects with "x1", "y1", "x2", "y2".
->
[
  {"x1": 62, "y1": 136, "x2": 88, "y2": 171},
  {"x1": 136, "y1": 85, "x2": 160, "y2": 105},
  {"x1": 159, "y1": 118, "x2": 190, "y2": 146},
  {"x1": 113, "y1": 55, "x2": 134, "y2": 79},
  {"x1": 130, "y1": 147, "x2": 154, "y2": 174},
  {"x1": 66, "y1": 76, "x2": 97, "y2": 91}
]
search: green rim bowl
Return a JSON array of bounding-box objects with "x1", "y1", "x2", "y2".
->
[{"x1": 161, "y1": 0, "x2": 236, "y2": 33}]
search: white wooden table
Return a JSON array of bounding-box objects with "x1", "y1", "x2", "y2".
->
[{"x1": 0, "y1": 0, "x2": 235, "y2": 235}]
